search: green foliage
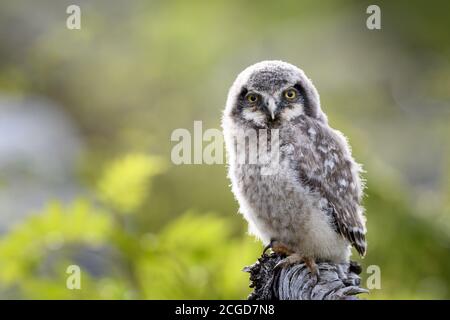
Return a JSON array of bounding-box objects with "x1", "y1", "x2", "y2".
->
[
  {"x1": 97, "y1": 154, "x2": 166, "y2": 213},
  {"x1": 0, "y1": 200, "x2": 112, "y2": 286},
  {"x1": 362, "y1": 180, "x2": 450, "y2": 299},
  {"x1": 0, "y1": 154, "x2": 260, "y2": 299},
  {"x1": 0, "y1": 200, "x2": 116, "y2": 299},
  {"x1": 138, "y1": 212, "x2": 259, "y2": 299}
]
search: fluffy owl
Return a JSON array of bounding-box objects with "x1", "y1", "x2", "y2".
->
[{"x1": 222, "y1": 61, "x2": 366, "y2": 272}]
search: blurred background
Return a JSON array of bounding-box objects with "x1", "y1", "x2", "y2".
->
[{"x1": 0, "y1": 0, "x2": 449, "y2": 299}]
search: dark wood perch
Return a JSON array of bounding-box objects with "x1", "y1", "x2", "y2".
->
[{"x1": 244, "y1": 253, "x2": 368, "y2": 300}]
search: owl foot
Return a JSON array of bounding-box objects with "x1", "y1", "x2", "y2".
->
[
  {"x1": 274, "y1": 254, "x2": 320, "y2": 280},
  {"x1": 274, "y1": 253, "x2": 304, "y2": 269},
  {"x1": 263, "y1": 239, "x2": 293, "y2": 256},
  {"x1": 303, "y1": 256, "x2": 320, "y2": 277}
]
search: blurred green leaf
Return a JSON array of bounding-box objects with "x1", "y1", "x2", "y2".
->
[
  {"x1": 0, "y1": 199, "x2": 112, "y2": 286},
  {"x1": 97, "y1": 154, "x2": 166, "y2": 213}
]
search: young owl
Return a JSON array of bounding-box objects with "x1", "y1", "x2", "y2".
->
[{"x1": 222, "y1": 61, "x2": 366, "y2": 272}]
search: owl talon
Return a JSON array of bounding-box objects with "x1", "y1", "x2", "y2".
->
[
  {"x1": 274, "y1": 258, "x2": 288, "y2": 270},
  {"x1": 262, "y1": 240, "x2": 274, "y2": 255},
  {"x1": 274, "y1": 253, "x2": 304, "y2": 270},
  {"x1": 303, "y1": 257, "x2": 320, "y2": 280},
  {"x1": 274, "y1": 254, "x2": 320, "y2": 279}
]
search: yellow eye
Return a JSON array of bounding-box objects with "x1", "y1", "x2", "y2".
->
[
  {"x1": 246, "y1": 93, "x2": 259, "y2": 104},
  {"x1": 284, "y1": 89, "x2": 297, "y2": 100}
]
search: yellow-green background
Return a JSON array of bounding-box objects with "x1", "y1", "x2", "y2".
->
[{"x1": 0, "y1": 0, "x2": 449, "y2": 299}]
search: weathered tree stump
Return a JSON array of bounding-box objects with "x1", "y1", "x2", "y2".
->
[{"x1": 244, "y1": 253, "x2": 368, "y2": 300}]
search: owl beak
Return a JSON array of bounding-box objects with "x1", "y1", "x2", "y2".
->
[{"x1": 267, "y1": 99, "x2": 277, "y2": 121}]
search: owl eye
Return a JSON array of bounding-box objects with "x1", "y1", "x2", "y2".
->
[
  {"x1": 283, "y1": 88, "x2": 298, "y2": 101},
  {"x1": 245, "y1": 93, "x2": 259, "y2": 104}
]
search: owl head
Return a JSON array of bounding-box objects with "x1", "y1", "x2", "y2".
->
[{"x1": 224, "y1": 60, "x2": 327, "y2": 127}]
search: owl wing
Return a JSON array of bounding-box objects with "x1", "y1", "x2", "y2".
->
[{"x1": 295, "y1": 122, "x2": 367, "y2": 256}]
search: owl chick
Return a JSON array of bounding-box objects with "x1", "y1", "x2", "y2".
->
[{"x1": 222, "y1": 61, "x2": 366, "y2": 273}]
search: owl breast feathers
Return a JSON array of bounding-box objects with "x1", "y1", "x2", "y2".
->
[{"x1": 222, "y1": 60, "x2": 366, "y2": 263}]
